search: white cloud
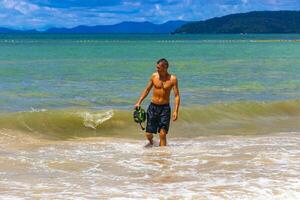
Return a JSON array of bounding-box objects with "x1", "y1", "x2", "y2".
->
[
  {"x1": 122, "y1": 1, "x2": 141, "y2": 7},
  {"x1": 2, "y1": 0, "x2": 39, "y2": 14},
  {"x1": 0, "y1": 0, "x2": 299, "y2": 30}
]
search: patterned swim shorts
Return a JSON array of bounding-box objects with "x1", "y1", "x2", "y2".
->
[{"x1": 146, "y1": 102, "x2": 171, "y2": 134}]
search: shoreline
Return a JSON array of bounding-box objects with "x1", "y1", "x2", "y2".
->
[{"x1": 1, "y1": 131, "x2": 299, "y2": 199}]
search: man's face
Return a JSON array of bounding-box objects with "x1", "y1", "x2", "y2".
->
[{"x1": 156, "y1": 62, "x2": 167, "y2": 73}]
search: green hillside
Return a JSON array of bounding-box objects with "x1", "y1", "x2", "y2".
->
[{"x1": 175, "y1": 11, "x2": 300, "y2": 34}]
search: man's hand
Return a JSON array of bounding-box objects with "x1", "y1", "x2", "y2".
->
[
  {"x1": 172, "y1": 111, "x2": 178, "y2": 121},
  {"x1": 134, "y1": 103, "x2": 141, "y2": 109}
]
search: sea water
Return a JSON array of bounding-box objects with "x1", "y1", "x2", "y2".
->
[{"x1": 0, "y1": 34, "x2": 300, "y2": 199}]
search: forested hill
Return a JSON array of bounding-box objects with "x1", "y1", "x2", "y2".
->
[{"x1": 174, "y1": 11, "x2": 300, "y2": 34}]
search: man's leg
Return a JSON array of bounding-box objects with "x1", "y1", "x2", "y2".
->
[
  {"x1": 145, "y1": 103, "x2": 156, "y2": 147},
  {"x1": 158, "y1": 104, "x2": 170, "y2": 147},
  {"x1": 145, "y1": 132, "x2": 154, "y2": 145},
  {"x1": 159, "y1": 129, "x2": 167, "y2": 146}
]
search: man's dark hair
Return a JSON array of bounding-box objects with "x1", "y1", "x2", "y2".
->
[{"x1": 157, "y1": 58, "x2": 169, "y2": 68}]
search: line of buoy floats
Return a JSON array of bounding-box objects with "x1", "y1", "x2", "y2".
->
[{"x1": 0, "y1": 39, "x2": 300, "y2": 43}]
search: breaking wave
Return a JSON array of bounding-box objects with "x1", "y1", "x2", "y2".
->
[{"x1": 1, "y1": 99, "x2": 300, "y2": 139}]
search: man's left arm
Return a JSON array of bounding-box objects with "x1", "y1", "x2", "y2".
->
[{"x1": 172, "y1": 76, "x2": 180, "y2": 121}]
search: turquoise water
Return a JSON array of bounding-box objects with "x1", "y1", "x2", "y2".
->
[
  {"x1": 1, "y1": 34, "x2": 300, "y2": 138},
  {"x1": 1, "y1": 34, "x2": 300, "y2": 112},
  {"x1": 1, "y1": 34, "x2": 300, "y2": 199}
]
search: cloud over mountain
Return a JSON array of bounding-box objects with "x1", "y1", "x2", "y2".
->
[{"x1": 0, "y1": 0, "x2": 299, "y2": 30}]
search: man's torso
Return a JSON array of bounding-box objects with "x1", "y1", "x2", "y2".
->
[{"x1": 151, "y1": 72, "x2": 174, "y2": 105}]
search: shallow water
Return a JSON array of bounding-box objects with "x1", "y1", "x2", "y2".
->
[
  {"x1": 1, "y1": 34, "x2": 300, "y2": 112},
  {"x1": 1, "y1": 100, "x2": 300, "y2": 140},
  {"x1": 1, "y1": 34, "x2": 300, "y2": 199},
  {"x1": 0, "y1": 130, "x2": 299, "y2": 199}
]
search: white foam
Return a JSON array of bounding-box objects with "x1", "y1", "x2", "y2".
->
[
  {"x1": 29, "y1": 107, "x2": 47, "y2": 112},
  {"x1": 1, "y1": 133, "x2": 300, "y2": 199},
  {"x1": 80, "y1": 110, "x2": 113, "y2": 129}
]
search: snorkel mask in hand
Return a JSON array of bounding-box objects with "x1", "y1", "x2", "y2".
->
[{"x1": 133, "y1": 106, "x2": 146, "y2": 130}]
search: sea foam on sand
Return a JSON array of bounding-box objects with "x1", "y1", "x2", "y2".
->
[{"x1": 0, "y1": 130, "x2": 299, "y2": 199}]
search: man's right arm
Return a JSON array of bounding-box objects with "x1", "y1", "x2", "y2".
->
[{"x1": 135, "y1": 75, "x2": 154, "y2": 108}]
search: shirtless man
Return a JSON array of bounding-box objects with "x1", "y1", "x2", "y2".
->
[{"x1": 135, "y1": 58, "x2": 180, "y2": 147}]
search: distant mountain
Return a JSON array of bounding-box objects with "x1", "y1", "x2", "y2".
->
[
  {"x1": 45, "y1": 21, "x2": 187, "y2": 34},
  {"x1": 0, "y1": 21, "x2": 187, "y2": 34},
  {"x1": 175, "y1": 11, "x2": 300, "y2": 34},
  {"x1": 0, "y1": 27, "x2": 38, "y2": 34},
  {"x1": 0, "y1": 27, "x2": 19, "y2": 33}
]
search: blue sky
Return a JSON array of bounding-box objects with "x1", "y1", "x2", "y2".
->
[{"x1": 0, "y1": 0, "x2": 299, "y2": 30}]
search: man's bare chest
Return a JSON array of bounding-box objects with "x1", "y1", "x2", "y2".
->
[{"x1": 153, "y1": 78, "x2": 173, "y2": 90}]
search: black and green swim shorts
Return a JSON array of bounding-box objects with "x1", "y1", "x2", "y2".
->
[{"x1": 146, "y1": 102, "x2": 171, "y2": 134}]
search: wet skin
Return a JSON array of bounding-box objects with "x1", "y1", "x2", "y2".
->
[{"x1": 135, "y1": 62, "x2": 180, "y2": 146}]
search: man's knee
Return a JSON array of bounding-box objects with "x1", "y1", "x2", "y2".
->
[{"x1": 159, "y1": 129, "x2": 167, "y2": 138}]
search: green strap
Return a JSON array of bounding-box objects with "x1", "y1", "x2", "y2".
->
[{"x1": 139, "y1": 122, "x2": 145, "y2": 130}]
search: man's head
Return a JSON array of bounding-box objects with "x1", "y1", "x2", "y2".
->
[{"x1": 156, "y1": 58, "x2": 169, "y2": 74}]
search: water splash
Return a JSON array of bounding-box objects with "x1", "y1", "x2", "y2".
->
[{"x1": 80, "y1": 110, "x2": 114, "y2": 129}]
